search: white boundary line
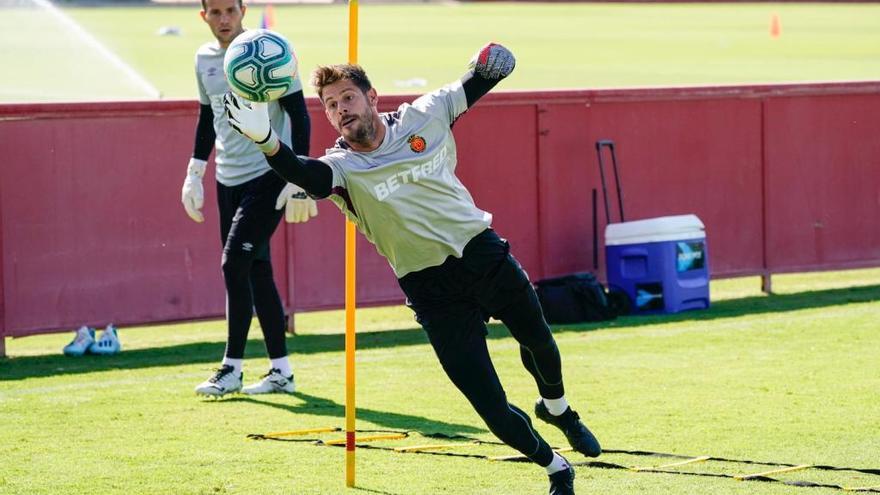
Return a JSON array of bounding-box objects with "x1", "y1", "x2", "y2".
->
[{"x1": 32, "y1": 0, "x2": 162, "y2": 98}]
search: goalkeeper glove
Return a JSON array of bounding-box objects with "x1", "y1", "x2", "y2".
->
[
  {"x1": 224, "y1": 92, "x2": 279, "y2": 154},
  {"x1": 275, "y1": 183, "x2": 318, "y2": 223},
  {"x1": 181, "y1": 157, "x2": 207, "y2": 223},
  {"x1": 469, "y1": 42, "x2": 516, "y2": 80}
]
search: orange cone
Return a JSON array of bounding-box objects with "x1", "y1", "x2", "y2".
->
[{"x1": 770, "y1": 14, "x2": 781, "y2": 38}]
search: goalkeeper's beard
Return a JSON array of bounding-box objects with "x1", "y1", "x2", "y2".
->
[{"x1": 343, "y1": 112, "x2": 376, "y2": 149}]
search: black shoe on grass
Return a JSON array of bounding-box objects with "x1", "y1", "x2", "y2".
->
[
  {"x1": 535, "y1": 399, "x2": 601, "y2": 457},
  {"x1": 548, "y1": 463, "x2": 576, "y2": 495}
]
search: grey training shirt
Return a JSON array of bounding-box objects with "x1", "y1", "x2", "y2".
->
[
  {"x1": 195, "y1": 39, "x2": 301, "y2": 186},
  {"x1": 321, "y1": 80, "x2": 493, "y2": 278}
]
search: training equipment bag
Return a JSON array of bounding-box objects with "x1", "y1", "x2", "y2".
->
[{"x1": 535, "y1": 272, "x2": 617, "y2": 324}]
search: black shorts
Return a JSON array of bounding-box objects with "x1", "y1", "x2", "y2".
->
[
  {"x1": 398, "y1": 229, "x2": 544, "y2": 356},
  {"x1": 216, "y1": 170, "x2": 286, "y2": 262}
]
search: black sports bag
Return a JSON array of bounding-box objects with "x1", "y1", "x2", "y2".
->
[{"x1": 534, "y1": 272, "x2": 618, "y2": 324}]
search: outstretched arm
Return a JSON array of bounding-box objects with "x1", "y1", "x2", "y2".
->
[
  {"x1": 276, "y1": 90, "x2": 320, "y2": 222},
  {"x1": 224, "y1": 93, "x2": 333, "y2": 198},
  {"x1": 266, "y1": 144, "x2": 333, "y2": 199},
  {"x1": 461, "y1": 43, "x2": 516, "y2": 108},
  {"x1": 278, "y1": 90, "x2": 311, "y2": 156}
]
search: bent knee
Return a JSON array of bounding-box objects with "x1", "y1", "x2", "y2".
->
[{"x1": 221, "y1": 251, "x2": 253, "y2": 281}]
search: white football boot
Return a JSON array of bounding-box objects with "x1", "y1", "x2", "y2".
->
[
  {"x1": 62, "y1": 326, "x2": 95, "y2": 356},
  {"x1": 242, "y1": 368, "x2": 296, "y2": 395},
  {"x1": 90, "y1": 324, "x2": 122, "y2": 355},
  {"x1": 195, "y1": 365, "x2": 242, "y2": 397}
]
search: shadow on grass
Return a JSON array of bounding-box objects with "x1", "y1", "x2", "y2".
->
[
  {"x1": 0, "y1": 327, "x2": 430, "y2": 381},
  {"x1": 556, "y1": 283, "x2": 880, "y2": 334},
  {"x1": 2, "y1": 284, "x2": 877, "y2": 381},
  {"x1": 225, "y1": 391, "x2": 484, "y2": 436}
]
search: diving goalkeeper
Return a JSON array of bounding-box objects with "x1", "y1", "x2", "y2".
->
[{"x1": 224, "y1": 43, "x2": 601, "y2": 495}]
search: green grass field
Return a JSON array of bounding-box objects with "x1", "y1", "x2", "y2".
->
[
  {"x1": 1, "y1": 3, "x2": 879, "y2": 101},
  {"x1": 1, "y1": 3, "x2": 878, "y2": 493},
  {"x1": 1, "y1": 269, "x2": 878, "y2": 494}
]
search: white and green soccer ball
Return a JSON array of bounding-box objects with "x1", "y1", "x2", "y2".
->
[{"x1": 223, "y1": 29, "x2": 298, "y2": 103}]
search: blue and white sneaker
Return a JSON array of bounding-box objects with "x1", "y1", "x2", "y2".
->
[
  {"x1": 90, "y1": 324, "x2": 121, "y2": 355},
  {"x1": 242, "y1": 368, "x2": 295, "y2": 395},
  {"x1": 195, "y1": 365, "x2": 242, "y2": 397},
  {"x1": 62, "y1": 326, "x2": 95, "y2": 356}
]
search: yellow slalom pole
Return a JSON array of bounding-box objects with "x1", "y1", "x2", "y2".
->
[{"x1": 345, "y1": 0, "x2": 359, "y2": 488}]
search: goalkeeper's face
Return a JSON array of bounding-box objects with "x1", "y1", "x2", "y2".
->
[
  {"x1": 201, "y1": 0, "x2": 246, "y2": 48},
  {"x1": 321, "y1": 80, "x2": 382, "y2": 151}
]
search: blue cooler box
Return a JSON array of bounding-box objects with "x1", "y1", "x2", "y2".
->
[{"x1": 605, "y1": 214, "x2": 710, "y2": 314}]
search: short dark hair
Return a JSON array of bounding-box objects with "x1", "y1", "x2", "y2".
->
[
  {"x1": 311, "y1": 64, "x2": 373, "y2": 101},
  {"x1": 201, "y1": 0, "x2": 243, "y2": 12}
]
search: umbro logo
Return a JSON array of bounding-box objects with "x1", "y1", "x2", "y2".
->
[
  {"x1": 206, "y1": 67, "x2": 219, "y2": 77},
  {"x1": 242, "y1": 242, "x2": 254, "y2": 252}
]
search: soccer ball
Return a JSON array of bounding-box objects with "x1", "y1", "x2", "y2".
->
[{"x1": 224, "y1": 29, "x2": 298, "y2": 103}]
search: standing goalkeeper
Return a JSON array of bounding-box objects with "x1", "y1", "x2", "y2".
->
[
  {"x1": 182, "y1": 0, "x2": 317, "y2": 397},
  {"x1": 224, "y1": 43, "x2": 600, "y2": 494}
]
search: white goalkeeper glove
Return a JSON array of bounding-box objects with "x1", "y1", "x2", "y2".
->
[
  {"x1": 223, "y1": 92, "x2": 279, "y2": 154},
  {"x1": 469, "y1": 42, "x2": 516, "y2": 80},
  {"x1": 181, "y1": 158, "x2": 207, "y2": 223},
  {"x1": 275, "y1": 182, "x2": 318, "y2": 223}
]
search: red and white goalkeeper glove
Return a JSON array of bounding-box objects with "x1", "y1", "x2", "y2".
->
[{"x1": 469, "y1": 42, "x2": 516, "y2": 80}]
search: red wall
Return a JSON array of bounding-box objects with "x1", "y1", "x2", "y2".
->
[
  {"x1": 1, "y1": 82, "x2": 878, "y2": 338},
  {"x1": 763, "y1": 94, "x2": 880, "y2": 272}
]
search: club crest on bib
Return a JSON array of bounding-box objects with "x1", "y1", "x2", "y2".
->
[{"x1": 408, "y1": 135, "x2": 427, "y2": 153}]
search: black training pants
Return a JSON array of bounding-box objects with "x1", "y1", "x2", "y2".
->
[
  {"x1": 217, "y1": 170, "x2": 287, "y2": 360},
  {"x1": 398, "y1": 229, "x2": 564, "y2": 467}
]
